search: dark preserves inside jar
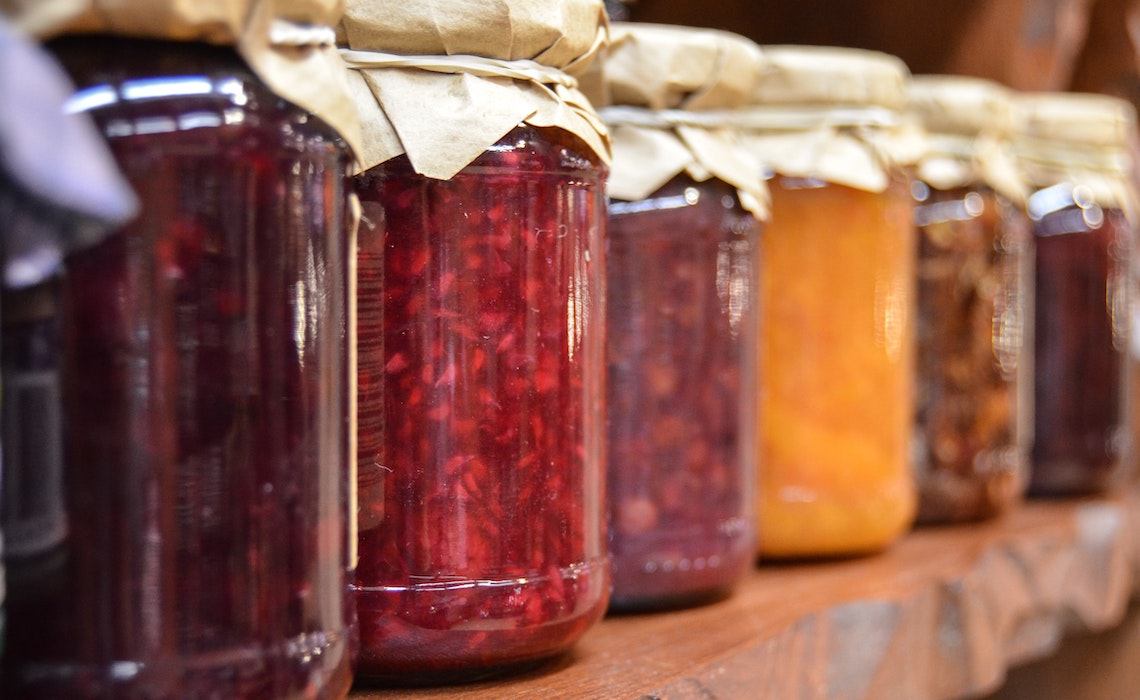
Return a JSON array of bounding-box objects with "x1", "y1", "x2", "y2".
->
[
  {"x1": 605, "y1": 175, "x2": 758, "y2": 610},
  {"x1": 1, "y1": 36, "x2": 355, "y2": 698},
  {"x1": 353, "y1": 124, "x2": 609, "y2": 681},
  {"x1": 1030, "y1": 189, "x2": 1131, "y2": 495},
  {"x1": 912, "y1": 184, "x2": 1030, "y2": 522}
]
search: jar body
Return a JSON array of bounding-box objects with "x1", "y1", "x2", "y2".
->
[
  {"x1": 1030, "y1": 193, "x2": 1132, "y2": 495},
  {"x1": 1, "y1": 37, "x2": 356, "y2": 698},
  {"x1": 758, "y1": 174, "x2": 917, "y2": 558},
  {"x1": 606, "y1": 175, "x2": 759, "y2": 610},
  {"x1": 353, "y1": 125, "x2": 609, "y2": 680},
  {"x1": 912, "y1": 183, "x2": 1031, "y2": 523}
]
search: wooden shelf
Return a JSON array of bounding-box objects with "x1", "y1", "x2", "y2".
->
[{"x1": 350, "y1": 495, "x2": 1140, "y2": 700}]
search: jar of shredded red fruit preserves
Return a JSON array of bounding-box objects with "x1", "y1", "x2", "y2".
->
[
  {"x1": 583, "y1": 22, "x2": 767, "y2": 610},
  {"x1": 1012, "y1": 92, "x2": 1138, "y2": 495},
  {"x1": 905, "y1": 76, "x2": 1032, "y2": 523},
  {"x1": 0, "y1": 2, "x2": 362, "y2": 697},
  {"x1": 340, "y1": 0, "x2": 612, "y2": 682},
  {"x1": 739, "y1": 46, "x2": 918, "y2": 558}
]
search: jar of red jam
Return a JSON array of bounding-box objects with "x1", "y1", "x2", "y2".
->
[
  {"x1": 585, "y1": 23, "x2": 767, "y2": 610},
  {"x1": 739, "y1": 46, "x2": 918, "y2": 558},
  {"x1": 905, "y1": 76, "x2": 1032, "y2": 523},
  {"x1": 341, "y1": 0, "x2": 611, "y2": 682},
  {"x1": 0, "y1": 5, "x2": 360, "y2": 696},
  {"x1": 1012, "y1": 92, "x2": 1138, "y2": 495}
]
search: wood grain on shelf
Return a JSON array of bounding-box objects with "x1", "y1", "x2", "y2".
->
[{"x1": 350, "y1": 496, "x2": 1137, "y2": 700}]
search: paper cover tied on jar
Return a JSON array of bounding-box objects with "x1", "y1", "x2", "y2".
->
[
  {"x1": 738, "y1": 45, "x2": 918, "y2": 558},
  {"x1": 905, "y1": 75, "x2": 1033, "y2": 524},
  {"x1": 581, "y1": 21, "x2": 766, "y2": 611},
  {"x1": 1011, "y1": 92, "x2": 1138, "y2": 496},
  {"x1": 340, "y1": 0, "x2": 612, "y2": 682},
  {"x1": 0, "y1": 1, "x2": 361, "y2": 697}
]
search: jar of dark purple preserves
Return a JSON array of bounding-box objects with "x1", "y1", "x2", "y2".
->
[
  {"x1": 341, "y1": 0, "x2": 611, "y2": 683},
  {"x1": 586, "y1": 22, "x2": 767, "y2": 611},
  {"x1": 905, "y1": 76, "x2": 1032, "y2": 523},
  {"x1": 0, "y1": 6, "x2": 360, "y2": 696},
  {"x1": 1013, "y1": 92, "x2": 1137, "y2": 496}
]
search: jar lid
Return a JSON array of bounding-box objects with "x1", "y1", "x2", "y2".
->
[
  {"x1": 1012, "y1": 91, "x2": 1137, "y2": 215},
  {"x1": 752, "y1": 45, "x2": 908, "y2": 110},
  {"x1": 907, "y1": 75, "x2": 1015, "y2": 137},
  {"x1": 339, "y1": 0, "x2": 611, "y2": 178},
  {"x1": 587, "y1": 22, "x2": 765, "y2": 111},
  {"x1": 1015, "y1": 91, "x2": 1136, "y2": 150},
  {"x1": 340, "y1": 0, "x2": 603, "y2": 70},
  {"x1": 582, "y1": 22, "x2": 767, "y2": 217},
  {"x1": 905, "y1": 75, "x2": 1026, "y2": 203},
  {"x1": 737, "y1": 45, "x2": 910, "y2": 193}
]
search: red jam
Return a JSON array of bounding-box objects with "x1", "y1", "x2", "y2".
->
[
  {"x1": 353, "y1": 125, "x2": 609, "y2": 681},
  {"x1": 605, "y1": 175, "x2": 758, "y2": 610},
  {"x1": 1030, "y1": 195, "x2": 1131, "y2": 495},
  {"x1": 912, "y1": 185, "x2": 1030, "y2": 522},
  {"x1": 1, "y1": 37, "x2": 355, "y2": 698}
]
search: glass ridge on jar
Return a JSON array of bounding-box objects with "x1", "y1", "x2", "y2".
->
[
  {"x1": 911, "y1": 180, "x2": 1031, "y2": 522},
  {"x1": 353, "y1": 123, "x2": 609, "y2": 682},
  {"x1": 605, "y1": 174, "x2": 758, "y2": 610},
  {"x1": 1, "y1": 36, "x2": 356, "y2": 699}
]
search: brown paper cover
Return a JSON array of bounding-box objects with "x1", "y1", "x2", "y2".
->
[
  {"x1": 738, "y1": 45, "x2": 910, "y2": 194},
  {"x1": 1013, "y1": 91, "x2": 1138, "y2": 219},
  {"x1": 906, "y1": 75, "x2": 1028, "y2": 205},
  {"x1": 339, "y1": 0, "x2": 611, "y2": 179},
  {"x1": 583, "y1": 22, "x2": 768, "y2": 218}
]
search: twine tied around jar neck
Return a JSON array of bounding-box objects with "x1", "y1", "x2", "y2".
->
[
  {"x1": 731, "y1": 105, "x2": 900, "y2": 131},
  {"x1": 269, "y1": 20, "x2": 338, "y2": 47},
  {"x1": 598, "y1": 105, "x2": 739, "y2": 130},
  {"x1": 339, "y1": 49, "x2": 580, "y2": 92},
  {"x1": 1013, "y1": 136, "x2": 1133, "y2": 176}
]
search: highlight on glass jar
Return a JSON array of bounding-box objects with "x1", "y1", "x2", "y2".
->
[
  {"x1": 0, "y1": 16, "x2": 141, "y2": 673},
  {"x1": 904, "y1": 76, "x2": 1032, "y2": 524},
  {"x1": 340, "y1": 0, "x2": 612, "y2": 682},
  {"x1": 0, "y1": 4, "x2": 360, "y2": 697},
  {"x1": 1012, "y1": 92, "x2": 1138, "y2": 496},
  {"x1": 584, "y1": 22, "x2": 768, "y2": 611},
  {"x1": 738, "y1": 45, "x2": 918, "y2": 558}
]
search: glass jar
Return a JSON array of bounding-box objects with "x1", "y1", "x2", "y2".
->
[
  {"x1": 1, "y1": 36, "x2": 356, "y2": 698},
  {"x1": 906, "y1": 76, "x2": 1032, "y2": 523},
  {"x1": 1013, "y1": 93, "x2": 1137, "y2": 495},
  {"x1": 585, "y1": 21, "x2": 767, "y2": 609},
  {"x1": 740, "y1": 46, "x2": 918, "y2": 558},
  {"x1": 605, "y1": 175, "x2": 759, "y2": 609},
  {"x1": 352, "y1": 123, "x2": 609, "y2": 680}
]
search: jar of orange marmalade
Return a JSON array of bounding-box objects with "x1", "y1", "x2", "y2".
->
[{"x1": 739, "y1": 46, "x2": 918, "y2": 558}]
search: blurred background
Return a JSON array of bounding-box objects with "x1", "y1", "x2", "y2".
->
[{"x1": 610, "y1": 0, "x2": 1140, "y2": 113}]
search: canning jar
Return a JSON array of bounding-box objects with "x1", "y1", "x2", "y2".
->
[
  {"x1": 0, "y1": 5, "x2": 360, "y2": 696},
  {"x1": 1012, "y1": 92, "x2": 1137, "y2": 495},
  {"x1": 586, "y1": 22, "x2": 767, "y2": 610},
  {"x1": 1, "y1": 17, "x2": 140, "y2": 660},
  {"x1": 905, "y1": 76, "x2": 1032, "y2": 523},
  {"x1": 341, "y1": 0, "x2": 611, "y2": 681},
  {"x1": 739, "y1": 46, "x2": 918, "y2": 558}
]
